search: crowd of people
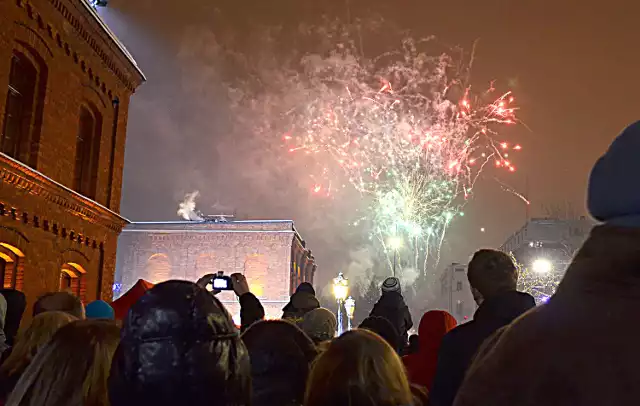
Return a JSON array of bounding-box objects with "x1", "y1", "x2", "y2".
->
[{"x1": 0, "y1": 121, "x2": 636, "y2": 405}]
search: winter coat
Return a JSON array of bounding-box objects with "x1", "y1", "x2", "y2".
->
[
  {"x1": 454, "y1": 225, "x2": 640, "y2": 406},
  {"x1": 0, "y1": 290, "x2": 25, "y2": 348},
  {"x1": 430, "y1": 290, "x2": 535, "y2": 406},
  {"x1": 108, "y1": 280, "x2": 251, "y2": 406},
  {"x1": 239, "y1": 292, "x2": 265, "y2": 332},
  {"x1": 282, "y1": 291, "x2": 320, "y2": 323},
  {"x1": 403, "y1": 310, "x2": 457, "y2": 391},
  {"x1": 369, "y1": 291, "x2": 413, "y2": 348}
]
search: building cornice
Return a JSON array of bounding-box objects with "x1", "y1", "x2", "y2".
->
[{"x1": 0, "y1": 154, "x2": 129, "y2": 233}]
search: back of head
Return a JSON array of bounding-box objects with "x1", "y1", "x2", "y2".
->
[
  {"x1": 33, "y1": 292, "x2": 84, "y2": 319},
  {"x1": 588, "y1": 120, "x2": 640, "y2": 227},
  {"x1": 0, "y1": 289, "x2": 26, "y2": 346},
  {"x1": 85, "y1": 300, "x2": 115, "y2": 320},
  {"x1": 381, "y1": 277, "x2": 401, "y2": 295},
  {"x1": 467, "y1": 249, "x2": 518, "y2": 299},
  {"x1": 0, "y1": 311, "x2": 76, "y2": 393},
  {"x1": 417, "y1": 310, "x2": 457, "y2": 351},
  {"x1": 301, "y1": 308, "x2": 337, "y2": 344},
  {"x1": 109, "y1": 280, "x2": 250, "y2": 406},
  {"x1": 6, "y1": 319, "x2": 120, "y2": 406},
  {"x1": 305, "y1": 329, "x2": 412, "y2": 406},
  {"x1": 295, "y1": 282, "x2": 316, "y2": 296},
  {"x1": 242, "y1": 320, "x2": 317, "y2": 406},
  {"x1": 358, "y1": 316, "x2": 400, "y2": 353}
]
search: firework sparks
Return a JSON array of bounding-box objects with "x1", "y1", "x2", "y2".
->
[{"x1": 235, "y1": 34, "x2": 521, "y2": 278}]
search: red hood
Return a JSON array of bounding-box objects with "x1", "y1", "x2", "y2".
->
[
  {"x1": 403, "y1": 310, "x2": 457, "y2": 390},
  {"x1": 418, "y1": 310, "x2": 457, "y2": 352}
]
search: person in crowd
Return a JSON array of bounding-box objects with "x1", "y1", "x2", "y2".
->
[
  {"x1": 358, "y1": 316, "x2": 400, "y2": 354},
  {"x1": 453, "y1": 120, "x2": 640, "y2": 405},
  {"x1": 407, "y1": 334, "x2": 420, "y2": 355},
  {"x1": 304, "y1": 329, "x2": 414, "y2": 406},
  {"x1": 0, "y1": 290, "x2": 26, "y2": 348},
  {"x1": 5, "y1": 319, "x2": 115, "y2": 406},
  {"x1": 282, "y1": 282, "x2": 320, "y2": 324},
  {"x1": 403, "y1": 310, "x2": 457, "y2": 391},
  {"x1": 369, "y1": 277, "x2": 413, "y2": 350},
  {"x1": 32, "y1": 292, "x2": 84, "y2": 319},
  {"x1": 0, "y1": 295, "x2": 8, "y2": 355},
  {"x1": 430, "y1": 249, "x2": 535, "y2": 406},
  {"x1": 84, "y1": 300, "x2": 115, "y2": 320},
  {"x1": 197, "y1": 272, "x2": 264, "y2": 332},
  {"x1": 242, "y1": 320, "x2": 318, "y2": 406},
  {"x1": 109, "y1": 280, "x2": 251, "y2": 406},
  {"x1": 0, "y1": 311, "x2": 76, "y2": 403},
  {"x1": 301, "y1": 308, "x2": 337, "y2": 345}
]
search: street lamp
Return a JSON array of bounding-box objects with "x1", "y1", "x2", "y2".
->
[
  {"x1": 532, "y1": 258, "x2": 552, "y2": 274},
  {"x1": 388, "y1": 236, "x2": 403, "y2": 277},
  {"x1": 344, "y1": 296, "x2": 355, "y2": 331},
  {"x1": 333, "y1": 273, "x2": 349, "y2": 335}
]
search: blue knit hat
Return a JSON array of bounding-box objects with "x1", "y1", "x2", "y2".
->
[
  {"x1": 588, "y1": 121, "x2": 640, "y2": 227},
  {"x1": 85, "y1": 300, "x2": 115, "y2": 320}
]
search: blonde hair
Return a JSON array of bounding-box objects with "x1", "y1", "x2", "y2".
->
[
  {"x1": 6, "y1": 319, "x2": 120, "y2": 406},
  {"x1": 0, "y1": 311, "x2": 76, "y2": 378},
  {"x1": 305, "y1": 329, "x2": 413, "y2": 406}
]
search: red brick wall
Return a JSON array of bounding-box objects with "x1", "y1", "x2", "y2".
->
[{"x1": 0, "y1": 0, "x2": 143, "y2": 325}]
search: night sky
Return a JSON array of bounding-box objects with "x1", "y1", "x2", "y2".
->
[{"x1": 100, "y1": 0, "x2": 639, "y2": 291}]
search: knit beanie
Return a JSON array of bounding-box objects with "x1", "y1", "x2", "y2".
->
[
  {"x1": 85, "y1": 300, "x2": 115, "y2": 320},
  {"x1": 588, "y1": 120, "x2": 640, "y2": 227},
  {"x1": 301, "y1": 308, "x2": 337, "y2": 344},
  {"x1": 295, "y1": 282, "x2": 316, "y2": 296},
  {"x1": 381, "y1": 277, "x2": 401, "y2": 294}
]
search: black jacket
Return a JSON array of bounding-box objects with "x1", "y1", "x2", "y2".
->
[
  {"x1": 430, "y1": 290, "x2": 535, "y2": 406},
  {"x1": 369, "y1": 291, "x2": 413, "y2": 347}
]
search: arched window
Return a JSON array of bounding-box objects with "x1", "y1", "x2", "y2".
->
[
  {"x1": 74, "y1": 104, "x2": 102, "y2": 199},
  {"x1": 145, "y1": 253, "x2": 171, "y2": 284},
  {"x1": 1, "y1": 51, "x2": 46, "y2": 166},
  {"x1": 0, "y1": 243, "x2": 25, "y2": 290},
  {"x1": 59, "y1": 263, "x2": 86, "y2": 301}
]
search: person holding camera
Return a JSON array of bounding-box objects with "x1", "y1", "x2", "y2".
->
[{"x1": 197, "y1": 272, "x2": 265, "y2": 332}]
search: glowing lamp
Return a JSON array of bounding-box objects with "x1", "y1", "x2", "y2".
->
[
  {"x1": 344, "y1": 297, "x2": 355, "y2": 319},
  {"x1": 388, "y1": 236, "x2": 403, "y2": 250},
  {"x1": 532, "y1": 258, "x2": 552, "y2": 274},
  {"x1": 333, "y1": 273, "x2": 349, "y2": 301}
]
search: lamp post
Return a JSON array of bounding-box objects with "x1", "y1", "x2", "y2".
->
[
  {"x1": 333, "y1": 273, "x2": 349, "y2": 335},
  {"x1": 344, "y1": 296, "x2": 355, "y2": 331}
]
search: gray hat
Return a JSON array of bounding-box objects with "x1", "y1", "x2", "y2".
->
[
  {"x1": 381, "y1": 277, "x2": 401, "y2": 293},
  {"x1": 301, "y1": 308, "x2": 337, "y2": 344}
]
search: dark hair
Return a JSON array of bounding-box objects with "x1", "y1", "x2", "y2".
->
[
  {"x1": 305, "y1": 329, "x2": 412, "y2": 406},
  {"x1": 467, "y1": 249, "x2": 518, "y2": 298},
  {"x1": 408, "y1": 334, "x2": 419, "y2": 354},
  {"x1": 33, "y1": 292, "x2": 84, "y2": 319},
  {"x1": 109, "y1": 280, "x2": 251, "y2": 406},
  {"x1": 359, "y1": 316, "x2": 400, "y2": 352},
  {"x1": 242, "y1": 320, "x2": 317, "y2": 406},
  {"x1": 6, "y1": 319, "x2": 120, "y2": 406}
]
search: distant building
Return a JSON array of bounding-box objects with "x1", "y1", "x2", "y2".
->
[
  {"x1": 115, "y1": 220, "x2": 317, "y2": 322},
  {"x1": 0, "y1": 0, "x2": 144, "y2": 314},
  {"x1": 500, "y1": 217, "x2": 592, "y2": 272},
  {"x1": 500, "y1": 217, "x2": 592, "y2": 302},
  {"x1": 440, "y1": 262, "x2": 475, "y2": 323}
]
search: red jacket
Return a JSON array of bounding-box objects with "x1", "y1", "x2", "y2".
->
[{"x1": 403, "y1": 310, "x2": 457, "y2": 391}]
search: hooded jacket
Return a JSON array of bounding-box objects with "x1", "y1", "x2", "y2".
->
[
  {"x1": 0, "y1": 290, "x2": 25, "y2": 348},
  {"x1": 282, "y1": 287, "x2": 320, "y2": 323},
  {"x1": 430, "y1": 290, "x2": 535, "y2": 406},
  {"x1": 108, "y1": 280, "x2": 251, "y2": 406},
  {"x1": 403, "y1": 310, "x2": 457, "y2": 391},
  {"x1": 454, "y1": 225, "x2": 640, "y2": 406},
  {"x1": 369, "y1": 291, "x2": 413, "y2": 348}
]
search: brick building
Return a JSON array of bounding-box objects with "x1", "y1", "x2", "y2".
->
[
  {"x1": 115, "y1": 220, "x2": 317, "y2": 321},
  {"x1": 0, "y1": 0, "x2": 144, "y2": 315}
]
